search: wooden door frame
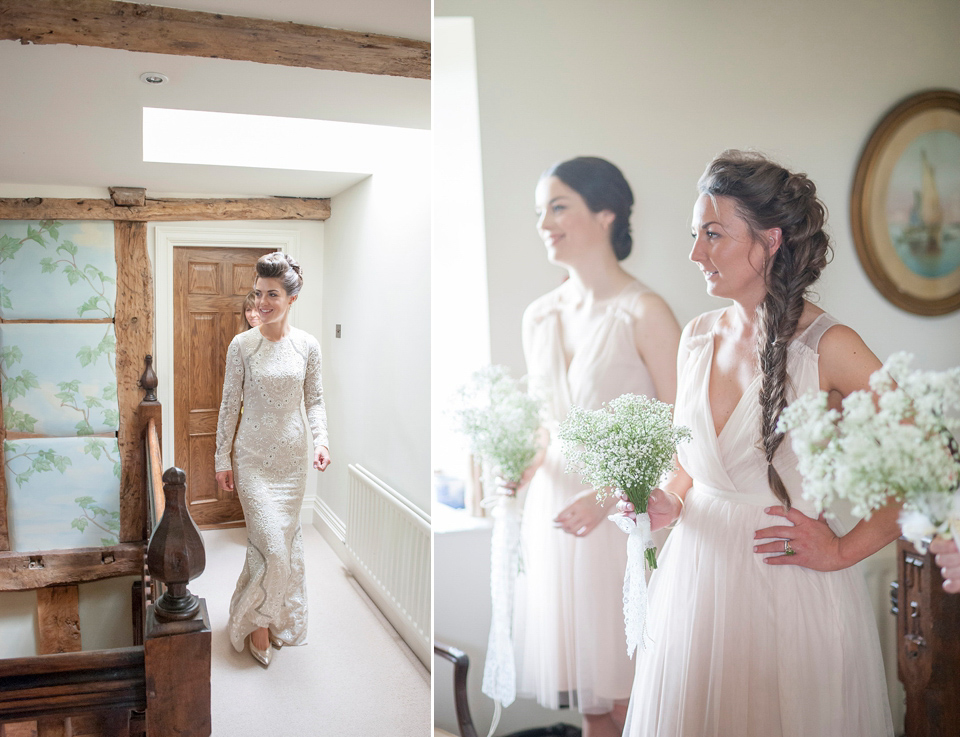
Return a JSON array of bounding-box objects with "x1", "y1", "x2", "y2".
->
[{"x1": 153, "y1": 226, "x2": 301, "y2": 470}]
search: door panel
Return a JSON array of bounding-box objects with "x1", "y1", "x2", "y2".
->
[{"x1": 173, "y1": 246, "x2": 275, "y2": 529}]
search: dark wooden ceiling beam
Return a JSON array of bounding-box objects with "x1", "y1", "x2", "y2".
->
[
  {"x1": 0, "y1": 196, "x2": 331, "y2": 221},
  {"x1": 0, "y1": 0, "x2": 430, "y2": 79}
]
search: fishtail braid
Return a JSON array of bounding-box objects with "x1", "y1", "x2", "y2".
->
[{"x1": 699, "y1": 152, "x2": 832, "y2": 508}]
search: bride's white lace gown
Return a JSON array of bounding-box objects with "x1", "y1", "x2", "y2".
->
[
  {"x1": 215, "y1": 327, "x2": 328, "y2": 652},
  {"x1": 514, "y1": 280, "x2": 661, "y2": 714},
  {"x1": 623, "y1": 310, "x2": 893, "y2": 737}
]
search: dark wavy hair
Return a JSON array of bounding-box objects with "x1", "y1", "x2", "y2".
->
[
  {"x1": 255, "y1": 252, "x2": 303, "y2": 297},
  {"x1": 542, "y1": 156, "x2": 635, "y2": 260},
  {"x1": 698, "y1": 150, "x2": 832, "y2": 508}
]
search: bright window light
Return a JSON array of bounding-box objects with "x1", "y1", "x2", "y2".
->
[{"x1": 143, "y1": 107, "x2": 427, "y2": 174}]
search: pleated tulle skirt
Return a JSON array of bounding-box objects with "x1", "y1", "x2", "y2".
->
[
  {"x1": 512, "y1": 444, "x2": 636, "y2": 714},
  {"x1": 623, "y1": 483, "x2": 894, "y2": 737}
]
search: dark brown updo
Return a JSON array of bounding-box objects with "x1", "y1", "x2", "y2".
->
[
  {"x1": 543, "y1": 156, "x2": 635, "y2": 260},
  {"x1": 255, "y1": 252, "x2": 303, "y2": 297},
  {"x1": 698, "y1": 150, "x2": 832, "y2": 508}
]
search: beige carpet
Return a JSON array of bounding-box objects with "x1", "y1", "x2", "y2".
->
[{"x1": 192, "y1": 524, "x2": 430, "y2": 737}]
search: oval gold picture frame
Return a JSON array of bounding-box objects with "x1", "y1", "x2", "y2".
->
[{"x1": 851, "y1": 89, "x2": 960, "y2": 316}]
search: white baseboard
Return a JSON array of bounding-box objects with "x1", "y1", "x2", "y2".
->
[
  {"x1": 312, "y1": 496, "x2": 351, "y2": 566},
  {"x1": 300, "y1": 494, "x2": 316, "y2": 525}
]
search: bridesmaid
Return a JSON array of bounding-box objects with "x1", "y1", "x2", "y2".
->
[
  {"x1": 621, "y1": 150, "x2": 897, "y2": 736},
  {"x1": 511, "y1": 157, "x2": 680, "y2": 737}
]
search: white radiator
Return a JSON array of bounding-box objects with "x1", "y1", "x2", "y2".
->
[{"x1": 345, "y1": 464, "x2": 431, "y2": 668}]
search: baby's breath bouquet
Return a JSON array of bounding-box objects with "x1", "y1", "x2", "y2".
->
[
  {"x1": 450, "y1": 365, "x2": 543, "y2": 492},
  {"x1": 450, "y1": 365, "x2": 543, "y2": 709},
  {"x1": 779, "y1": 352, "x2": 960, "y2": 553},
  {"x1": 559, "y1": 393, "x2": 690, "y2": 656},
  {"x1": 559, "y1": 393, "x2": 691, "y2": 569}
]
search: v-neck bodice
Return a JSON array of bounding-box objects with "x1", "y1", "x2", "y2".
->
[
  {"x1": 675, "y1": 309, "x2": 839, "y2": 512},
  {"x1": 523, "y1": 280, "x2": 658, "y2": 433}
]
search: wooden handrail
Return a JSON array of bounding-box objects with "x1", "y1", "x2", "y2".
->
[
  {"x1": 0, "y1": 647, "x2": 146, "y2": 723},
  {"x1": 146, "y1": 418, "x2": 164, "y2": 526}
]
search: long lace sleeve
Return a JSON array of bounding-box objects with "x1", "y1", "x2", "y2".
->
[
  {"x1": 304, "y1": 337, "x2": 328, "y2": 450},
  {"x1": 215, "y1": 336, "x2": 244, "y2": 472}
]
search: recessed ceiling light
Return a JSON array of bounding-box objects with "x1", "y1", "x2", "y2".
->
[{"x1": 140, "y1": 72, "x2": 169, "y2": 85}]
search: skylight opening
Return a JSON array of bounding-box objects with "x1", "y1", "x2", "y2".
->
[{"x1": 143, "y1": 107, "x2": 427, "y2": 174}]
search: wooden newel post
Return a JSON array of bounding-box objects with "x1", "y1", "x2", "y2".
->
[
  {"x1": 896, "y1": 538, "x2": 960, "y2": 736},
  {"x1": 139, "y1": 354, "x2": 159, "y2": 403},
  {"x1": 147, "y1": 467, "x2": 205, "y2": 620},
  {"x1": 144, "y1": 466, "x2": 211, "y2": 737}
]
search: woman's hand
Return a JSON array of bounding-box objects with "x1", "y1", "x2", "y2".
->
[
  {"x1": 616, "y1": 488, "x2": 682, "y2": 531},
  {"x1": 754, "y1": 506, "x2": 846, "y2": 571},
  {"x1": 215, "y1": 470, "x2": 234, "y2": 492},
  {"x1": 554, "y1": 490, "x2": 610, "y2": 537},
  {"x1": 930, "y1": 536, "x2": 960, "y2": 594},
  {"x1": 314, "y1": 446, "x2": 331, "y2": 472}
]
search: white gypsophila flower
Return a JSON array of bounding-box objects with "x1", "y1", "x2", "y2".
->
[
  {"x1": 558, "y1": 393, "x2": 691, "y2": 513},
  {"x1": 449, "y1": 365, "x2": 543, "y2": 487},
  {"x1": 898, "y1": 509, "x2": 938, "y2": 553},
  {"x1": 779, "y1": 353, "x2": 960, "y2": 538}
]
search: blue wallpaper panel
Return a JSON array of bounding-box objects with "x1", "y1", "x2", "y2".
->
[{"x1": 0, "y1": 220, "x2": 116, "y2": 319}]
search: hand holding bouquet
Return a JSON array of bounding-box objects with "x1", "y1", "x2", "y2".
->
[
  {"x1": 779, "y1": 352, "x2": 960, "y2": 554},
  {"x1": 559, "y1": 393, "x2": 691, "y2": 569},
  {"x1": 450, "y1": 365, "x2": 543, "y2": 708},
  {"x1": 450, "y1": 365, "x2": 543, "y2": 495},
  {"x1": 559, "y1": 393, "x2": 691, "y2": 655}
]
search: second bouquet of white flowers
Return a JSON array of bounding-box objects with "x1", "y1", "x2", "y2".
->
[{"x1": 559, "y1": 393, "x2": 691, "y2": 656}]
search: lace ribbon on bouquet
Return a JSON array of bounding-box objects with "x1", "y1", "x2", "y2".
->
[
  {"x1": 610, "y1": 511, "x2": 655, "y2": 657},
  {"x1": 481, "y1": 494, "x2": 523, "y2": 707}
]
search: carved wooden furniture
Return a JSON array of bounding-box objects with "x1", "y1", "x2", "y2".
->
[
  {"x1": 433, "y1": 642, "x2": 582, "y2": 737},
  {"x1": 895, "y1": 538, "x2": 960, "y2": 736}
]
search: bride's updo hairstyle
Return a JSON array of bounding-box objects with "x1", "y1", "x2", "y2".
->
[
  {"x1": 698, "y1": 150, "x2": 832, "y2": 508},
  {"x1": 543, "y1": 156, "x2": 635, "y2": 261},
  {"x1": 255, "y1": 252, "x2": 303, "y2": 298}
]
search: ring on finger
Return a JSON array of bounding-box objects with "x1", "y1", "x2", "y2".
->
[{"x1": 784, "y1": 540, "x2": 795, "y2": 556}]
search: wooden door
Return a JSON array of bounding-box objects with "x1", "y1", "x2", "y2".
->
[{"x1": 173, "y1": 246, "x2": 275, "y2": 528}]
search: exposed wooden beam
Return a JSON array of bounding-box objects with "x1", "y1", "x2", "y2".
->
[
  {"x1": 0, "y1": 0, "x2": 430, "y2": 79},
  {"x1": 0, "y1": 196, "x2": 331, "y2": 221},
  {"x1": 115, "y1": 222, "x2": 152, "y2": 543},
  {"x1": 109, "y1": 187, "x2": 146, "y2": 207},
  {"x1": 37, "y1": 584, "x2": 82, "y2": 654},
  {"x1": 0, "y1": 543, "x2": 145, "y2": 591}
]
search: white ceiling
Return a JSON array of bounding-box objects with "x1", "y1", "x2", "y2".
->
[{"x1": 0, "y1": 0, "x2": 431, "y2": 199}]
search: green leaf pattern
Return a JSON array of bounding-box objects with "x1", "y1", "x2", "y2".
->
[
  {"x1": 0, "y1": 324, "x2": 119, "y2": 436},
  {"x1": 0, "y1": 221, "x2": 121, "y2": 552},
  {"x1": 3, "y1": 438, "x2": 121, "y2": 550},
  {"x1": 0, "y1": 220, "x2": 116, "y2": 319}
]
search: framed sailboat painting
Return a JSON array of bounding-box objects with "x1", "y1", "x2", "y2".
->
[{"x1": 851, "y1": 89, "x2": 960, "y2": 315}]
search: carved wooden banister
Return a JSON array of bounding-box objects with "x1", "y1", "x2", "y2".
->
[
  {"x1": 146, "y1": 467, "x2": 205, "y2": 622},
  {"x1": 145, "y1": 418, "x2": 164, "y2": 526},
  {"x1": 139, "y1": 354, "x2": 158, "y2": 403},
  {"x1": 896, "y1": 538, "x2": 960, "y2": 736}
]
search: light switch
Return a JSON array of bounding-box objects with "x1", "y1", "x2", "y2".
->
[{"x1": 336, "y1": 324, "x2": 341, "y2": 338}]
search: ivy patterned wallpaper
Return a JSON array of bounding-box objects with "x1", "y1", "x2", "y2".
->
[
  {"x1": 0, "y1": 323, "x2": 118, "y2": 436},
  {"x1": 0, "y1": 220, "x2": 121, "y2": 553},
  {"x1": 0, "y1": 220, "x2": 116, "y2": 320},
  {"x1": 3, "y1": 437, "x2": 121, "y2": 550}
]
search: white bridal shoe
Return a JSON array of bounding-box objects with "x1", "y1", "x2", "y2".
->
[{"x1": 248, "y1": 633, "x2": 272, "y2": 667}]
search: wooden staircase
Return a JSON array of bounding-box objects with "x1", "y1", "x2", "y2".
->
[{"x1": 0, "y1": 359, "x2": 211, "y2": 737}]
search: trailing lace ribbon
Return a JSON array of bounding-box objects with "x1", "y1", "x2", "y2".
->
[
  {"x1": 481, "y1": 493, "x2": 523, "y2": 707},
  {"x1": 610, "y1": 511, "x2": 655, "y2": 658}
]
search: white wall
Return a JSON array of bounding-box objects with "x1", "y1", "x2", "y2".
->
[
  {"x1": 316, "y1": 130, "x2": 432, "y2": 535},
  {"x1": 434, "y1": 0, "x2": 960, "y2": 733},
  {"x1": 438, "y1": 0, "x2": 960, "y2": 375}
]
